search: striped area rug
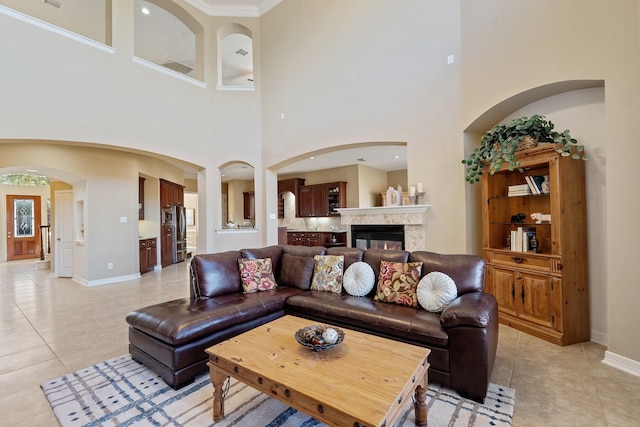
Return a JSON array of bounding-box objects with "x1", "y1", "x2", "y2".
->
[{"x1": 41, "y1": 355, "x2": 515, "y2": 427}]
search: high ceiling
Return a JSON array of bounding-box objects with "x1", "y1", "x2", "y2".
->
[
  {"x1": 184, "y1": 0, "x2": 282, "y2": 17},
  {"x1": 0, "y1": 0, "x2": 407, "y2": 180}
]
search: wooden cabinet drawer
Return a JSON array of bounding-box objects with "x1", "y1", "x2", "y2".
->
[{"x1": 489, "y1": 251, "x2": 561, "y2": 273}]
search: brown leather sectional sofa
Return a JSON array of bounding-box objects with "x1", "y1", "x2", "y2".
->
[{"x1": 126, "y1": 244, "x2": 498, "y2": 402}]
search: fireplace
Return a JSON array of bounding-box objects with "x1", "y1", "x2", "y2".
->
[{"x1": 351, "y1": 225, "x2": 404, "y2": 250}]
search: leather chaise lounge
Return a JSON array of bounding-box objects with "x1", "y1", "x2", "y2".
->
[{"x1": 126, "y1": 245, "x2": 498, "y2": 402}]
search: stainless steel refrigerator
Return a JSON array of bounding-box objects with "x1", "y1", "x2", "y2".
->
[{"x1": 172, "y1": 205, "x2": 187, "y2": 263}]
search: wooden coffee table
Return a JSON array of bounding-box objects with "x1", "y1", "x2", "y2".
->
[{"x1": 206, "y1": 315, "x2": 430, "y2": 426}]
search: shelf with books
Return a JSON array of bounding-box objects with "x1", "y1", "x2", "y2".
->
[{"x1": 481, "y1": 144, "x2": 588, "y2": 346}]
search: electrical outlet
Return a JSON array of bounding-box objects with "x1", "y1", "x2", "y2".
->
[{"x1": 107, "y1": 262, "x2": 113, "y2": 270}]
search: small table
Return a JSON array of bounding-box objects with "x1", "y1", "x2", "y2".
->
[{"x1": 206, "y1": 315, "x2": 430, "y2": 426}]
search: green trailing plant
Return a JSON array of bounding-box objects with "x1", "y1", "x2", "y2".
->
[{"x1": 462, "y1": 114, "x2": 588, "y2": 184}]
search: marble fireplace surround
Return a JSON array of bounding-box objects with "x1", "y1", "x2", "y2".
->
[{"x1": 335, "y1": 205, "x2": 431, "y2": 252}]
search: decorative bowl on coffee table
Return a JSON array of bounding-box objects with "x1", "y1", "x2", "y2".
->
[{"x1": 295, "y1": 325, "x2": 345, "y2": 351}]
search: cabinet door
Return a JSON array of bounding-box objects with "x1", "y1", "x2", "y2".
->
[
  {"x1": 518, "y1": 271, "x2": 555, "y2": 329},
  {"x1": 311, "y1": 186, "x2": 326, "y2": 216},
  {"x1": 161, "y1": 226, "x2": 174, "y2": 267},
  {"x1": 298, "y1": 187, "x2": 313, "y2": 217},
  {"x1": 243, "y1": 192, "x2": 255, "y2": 219},
  {"x1": 139, "y1": 242, "x2": 148, "y2": 273},
  {"x1": 488, "y1": 266, "x2": 519, "y2": 317},
  {"x1": 148, "y1": 239, "x2": 157, "y2": 270}
]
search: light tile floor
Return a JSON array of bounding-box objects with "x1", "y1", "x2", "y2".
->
[{"x1": 1, "y1": 259, "x2": 639, "y2": 426}]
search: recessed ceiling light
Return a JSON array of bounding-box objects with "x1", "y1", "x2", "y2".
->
[
  {"x1": 27, "y1": 169, "x2": 39, "y2": 173},
  {"x1": 394, "y1": 155, "x2": 400, "y2": 159},
  {"x1": 141, "y1": 7, "x2": 150, "y2": 15},
  {"x1": 309, "y1": 156, "x2": 315, "y2": 160}
]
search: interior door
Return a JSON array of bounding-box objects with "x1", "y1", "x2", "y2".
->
[
  {"x1": 6, "y1": 195, "x2": 41, "y2": 260},
  {"x1": 55, "y1": 190, "x2": 73, "y2": 277}
]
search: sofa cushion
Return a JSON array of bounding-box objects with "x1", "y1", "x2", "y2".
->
[
  {"x1": 409, "y1": 251, "x2": 486, "y2": 295},
  {"x1": 241, "y1": 245, "x2": 284, "y2": 280},
  {"x1": 374, "y1": 260, "x2": 423, "y2": 307},
  {"x1": 343, "y1": 261, "x2": 376, "y2": 296},
  {"x1": 190, "y1": 251, "x2": 242, "y2": 298},
  {"x1": 282, "y1": 244, "x2": 326, "y2": 257},
  {"x1": 126, "y1": 288, "x2": 302, "y2": 346},
  {"x1": 326, "y1": 247, "x2": 364, "y2": 270},
  {"x1": 279, "y1": 253, "x2": 315, "y2": 290},
  {"x1": 362, "y1": 249, "x2": 410, "y2": 293},
  {"x1": 285, "y1": 291, "x2": 449, "y2": 349},
  {"x1": 238, "y1": 258, "x2": 278, "y2": 293},
  {"x1": 310, "y1": 255, "x2": 344, "y2": 293},
  {"x1": 417, "y1": 271, "x2": 458, "y2": 312}
]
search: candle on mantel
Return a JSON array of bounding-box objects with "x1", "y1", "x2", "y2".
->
[
  {"x1": 409, "y1": 186, "x2": 416, "y2": 196},
  {"x1": 416, "y1": 182, "x2": 423, "y2": 193}
]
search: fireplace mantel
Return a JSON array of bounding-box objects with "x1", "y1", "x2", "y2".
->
[
  {"x1": 336, "y1": 205, "x2": 431, "y2": 251},
  {"x1": 335, "y1": 205, "x2": 431, "y2": 225}
]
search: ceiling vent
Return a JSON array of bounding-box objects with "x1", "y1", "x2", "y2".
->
[
  {"x1": 43, "y1": 0, "x2": 62, "y2": 8},
  {"x1": 162, "y1": 61, "x2": 193, "y2": 75},
  {"x1": 236, "y1": 48, "x2": 249, "y2": 57}
]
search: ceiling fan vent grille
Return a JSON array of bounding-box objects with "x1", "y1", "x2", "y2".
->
[{"x1": 162, "y1": 60, "x2": 193, "y2": 75}]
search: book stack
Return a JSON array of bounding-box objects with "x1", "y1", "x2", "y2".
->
[
  {"x1": 524, "y1": 175, "x2": 549, "y2": 194},
  {"x1": 508, "y1": 184, "x2": 531, "y2": 197},
  {"x1": 510, "y1": 227, "x2": 537, "y2": 252}
]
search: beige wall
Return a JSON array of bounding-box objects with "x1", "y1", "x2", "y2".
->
[
  {"x1": 1, "y1": 0, "x2": 639, "y2": 368},
  {"x1": 459, "y1": 0, "x2": 639, "y2": 365},
  {"x1": 261, "y1": 0, "x2": 465, "y2": 253}
]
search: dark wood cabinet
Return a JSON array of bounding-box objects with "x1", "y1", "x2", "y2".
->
[
  {"x1": 161, "y1": 226, "x2": 174, "y2": 268},
  {"x1": 243, "y1": 191, "x2": 255, "y2": 219},
  {"x1": 159, "y1": 179, "x2": 184, "y2": 267},
  {"x1": 160, "y1": 179, "x2": 184, "y2": 208},
  {"x1": 278, "y1": 178, "x2": 305, "y2": 218},
  {"x1": 139, "y1": 238, "x2": 157, "y2": 274},
  {"x1": 138, "y1": 177, "x2": 145, "y2": 220},
  {"x1": 287, "y1": 231, "x2": 346, "y2": 247},
  {"x1": 297, "y1": 182, "x2": 346, "y2": 217}
]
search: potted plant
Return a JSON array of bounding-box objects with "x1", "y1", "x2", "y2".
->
[{"x1": 462, "y1": 114, "x2": 588, "y2": 184}]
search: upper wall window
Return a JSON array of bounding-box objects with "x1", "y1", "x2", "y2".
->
[
  {"x1": 0, "y1": 0, "x2": 108, "y2": 44},
  {"x1": 134, "y1": 0, "x2": 196, "y2": 77},
  {"x1": 218, "y1": 24, "x2": 254, "y2": 89}
]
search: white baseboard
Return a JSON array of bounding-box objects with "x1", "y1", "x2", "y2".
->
[
  {"x1": 603, "y1": 351, "x2": 640, "y2": 378},
  {"x1": 590, "y1": 329, "x2": 607, "y2": 346},
  {"x1": 78, "y1": 273, "x2": 141, "y2": 287}
]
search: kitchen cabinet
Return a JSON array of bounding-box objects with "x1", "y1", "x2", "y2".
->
[
  {"x1": 138, "y1": 177, "x2": 145, "y2": 220},
  {"x1": 287, "y1": 231, "x2": 346, "y2": 247},
  {"x1": 297, "y1": 182, "x2": 346, "y2": 217},
  {"x1": 278, "y1": 178, "x2": 305, "y2": 218},
  {"x1": 160, "y1": 179, "x2": 184, "y2": 208},
  {"x1": 161, "y1": 225, "x2": 174, "y2": 267},
  {"x1": 139, "y1": 238, "x2": 157, "y2": 274},
  {"x1": 482, "y1": 145, "x2": 588, "y2": 345},
  {"x1": 243, "y1": 191, "x2": 255, "y2": 219}
]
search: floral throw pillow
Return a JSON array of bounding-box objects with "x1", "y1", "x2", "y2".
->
[
  {"x1": 374, "y1": 260, "x2": 423, "y2": 307},
  {"x1": 310, "y1": 255, "x2": 344, "y2": 293},
  {"x1": 238, "y1": 258, "x2": 278, "y2": 293}
]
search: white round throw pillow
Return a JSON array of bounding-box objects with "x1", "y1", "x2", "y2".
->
[
  {"x1": 417, "y1": 271, "x2": 458, "y2": 312},
  {"x1": 343, "y1": 261, "x2": 376, "y2": 297}
]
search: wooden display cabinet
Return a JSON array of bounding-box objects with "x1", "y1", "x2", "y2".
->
[{"x1": 482, "y1": 145, "x2": 589, "y2": 345}]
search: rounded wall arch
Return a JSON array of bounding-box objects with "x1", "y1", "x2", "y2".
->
[
  {"x1": 217, "y1": 23, "x2": 254, "y2": 87},
  {"x1": 463, "y1": 79, "x2": 605, "y2": 255},
  {"x1": 135, "y1": 0, "x2": 205, "y2": 80},
  {"x1": 219, "y1": 160, "x2": 255, "y2": 228},
  {"x1": 462, "y1": 81, "x2": 608, "y2": 346}
]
